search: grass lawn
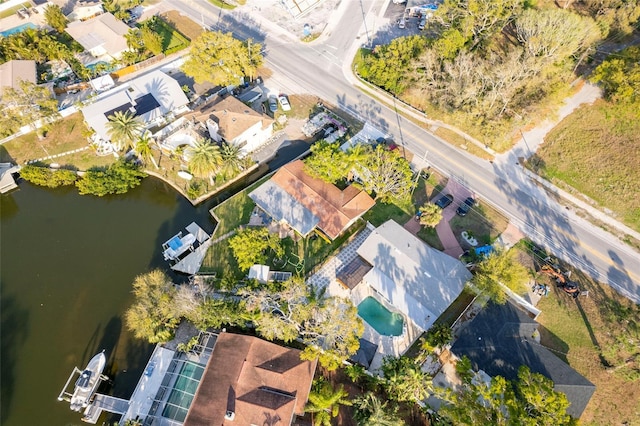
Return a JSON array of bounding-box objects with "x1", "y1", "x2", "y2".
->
[
  {"x1": 209, "y1": 176, "x2": 271, "y2": 236},
  {"x1": 159, "y1": 11, "x2": 204, "y2": 41},
  {"x1": 449, "y1": 200, "x2": 510, "y2": 248},
  {"x1": 141, "y1": 16, "x2": 190, "y2": 53},
  {"x1": 531, "y1": 251, "x2": 640, "y2": 425},
  {"x1": 536, "y1": 99, "x2": 640, "y2": 232},
  {"x1": 0, "y1": 113, "x2": 91, "y2": 165},
  {"x1": 0, "y1": 2, "x2": 30, "y2": 19}
]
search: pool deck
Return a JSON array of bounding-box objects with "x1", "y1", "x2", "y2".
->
[
  {"x1": 308, "y1": 224, "x2": 424, "y2": 373},
  {"x1": 120, "y1": 346, "x2": 176, "y2": 425},
  {"x1": 0, "y1": 4, "x2": 47, "y2": 35}
]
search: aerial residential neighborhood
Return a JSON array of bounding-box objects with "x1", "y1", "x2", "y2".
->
[{"x1": 1, "y1": 0, "x2": 640, "y2": 425}]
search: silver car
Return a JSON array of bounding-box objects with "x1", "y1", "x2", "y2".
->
[{"x1": 268, "y1": 95, "x2": 278, "y2": 113}]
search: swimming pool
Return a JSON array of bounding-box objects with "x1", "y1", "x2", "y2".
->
[
  {"x1": 0, "y1": 22, "x2": 37, "y2": 38},
  {"x1": 357, "y1": 296, "x2": 404, "y2": 336},
  {"x1": 161, "y1": 361, "x2": 204, "y2": 422}
]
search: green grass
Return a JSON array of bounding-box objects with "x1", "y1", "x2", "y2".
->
[
  {"x1": 363, "y1": 200, "x2": 412, "y2": 227},
  {"x1": 0, "y1": 2, "x2": 31, "y2": 19},
  {"x1": 209, "y1": 176, "x2": 270, "y2": 236},
  {"x1": 206, "y1": 0, "x2": 236, "y2": 9},
  {"x1": 536, "y1": 99, "x2": 640, "y2": 232},
  {"x1": 141, "y1": 16, "x2": 190, "y2": 53}
]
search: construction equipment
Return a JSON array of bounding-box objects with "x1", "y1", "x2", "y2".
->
[{"x1": 540, "y1": 264, "x2": 580, "y2": 298}]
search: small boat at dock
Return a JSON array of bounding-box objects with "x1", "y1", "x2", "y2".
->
[{"x1": 58, "y1": 351, "x2": 107, "y2": 412}]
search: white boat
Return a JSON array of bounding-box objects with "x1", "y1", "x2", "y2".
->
[{"x1": 69, "y1": 351, "x2": 106, "y2": 412}]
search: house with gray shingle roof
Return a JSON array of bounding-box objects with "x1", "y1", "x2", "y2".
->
[
  {"x1": 451, "y1": 300, "x2": 595, "y2": 418},
  {"x1": 356, "y1": 219, "x2": 472, "y2": 331}
]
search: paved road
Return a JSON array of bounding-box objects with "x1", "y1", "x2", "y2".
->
[{"x1": 167, "y1": 0, "x2": 640, "y2": 303}]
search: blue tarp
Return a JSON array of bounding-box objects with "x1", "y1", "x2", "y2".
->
[{"x1": 475, "y1": 245, "x2": 494, "y2": 257}]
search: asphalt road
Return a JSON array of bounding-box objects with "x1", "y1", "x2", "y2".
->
[{"x1": 167, "y1": 0, "x2": 640, "y2": 303}]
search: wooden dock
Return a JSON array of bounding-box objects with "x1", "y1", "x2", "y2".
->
[{"x1": 82, "y1": 394, "x2": 130, "y2": 424}]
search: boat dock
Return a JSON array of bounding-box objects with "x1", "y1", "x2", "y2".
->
[
  {"x1": 82, "y1": 394, "x2": 130, "y2": 424},
  {"x1": 163, "y1": 222, "x2": 212, "y2": 275}
]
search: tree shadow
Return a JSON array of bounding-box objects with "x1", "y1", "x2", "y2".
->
[{"x1": 0, "y1": 292, "x2": 30, "y2": 424}]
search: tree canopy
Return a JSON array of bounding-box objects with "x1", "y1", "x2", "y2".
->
[
  {"x1": 44, "y1": 4, "x2": 68, "y2": 33},
  {"x1": 439, "y1": 365, "x2": 573, "y2": 425},
  {"x1": 1, "y1": 80, "x2": 59, "y2": 137},
  {"x1": 228, "y1": 227, "x2": 284, "y2": 271},
  {"x1": 471, "y1": 247, "x2": 530, "y2": 303},
  {"x1": 381, "y1": 356, "x2": 432, "y2": 403},
  {"x1": 591, "y1": 46, "x2": 640, "y2": 103},
  {"x1": 187, "y1": 138, "x2": 223, "y2": 184},
  {"x1": 181, "y1": 31, "x2": 263, "y2": 85},
  {"x1": 353, "y1": 393, "x2": 405, "y2": 426},
  {"x1": 105, "y1": 110, "x2": 144, "y2": 151},
  {"x1": 124, "y1": 270, "x2": 181, "y2": 343},
  {"x1": 75, "y1": 159, "x2": 147, "y2": 196},
  {"x1": 361, "y1": 144, "x2": 414, "y2": 203},
  {"x1": 418, "y1": 202, "x2": 443, "y2": 228},
  {"x1": 240, "y1": 278, "x2": 363, "y2": 370},
  {"x1": 305, "y1": 378, "x2": 352, "y2": 426}
]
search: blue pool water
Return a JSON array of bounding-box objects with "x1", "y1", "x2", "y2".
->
[
  {"x1": 357, "y1": 296, "x2": 404, "y2": 336},
  {"x1": 0, "y1": 22, "x2": 37, "y2": 38}
]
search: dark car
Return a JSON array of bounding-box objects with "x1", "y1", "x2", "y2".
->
[
  {"x1": 456, "y1": 197, "x2": 475, "y2": 216},
  {"x1": 435, "y1": 194, "x2": 454, "y2": 209}
]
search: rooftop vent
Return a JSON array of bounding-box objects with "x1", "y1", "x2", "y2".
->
[{"x1": 225, "y1": 411, "x2": 235, "y2": 421}]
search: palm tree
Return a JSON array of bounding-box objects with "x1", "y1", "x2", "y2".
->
[
  {"x1": 187, "y1": 138, "x2": 223, "y2": 185},
  {"x1": 218, "y1": 142, "x2": 245, "y2": 179},
  {"x1": 418, "y1": 202, "x2": 443, "y2": 228},
  {"x1": 135, "y1": 131, "x2": 158, "y2": 169},
  {"x1": 305, "y1": 378, "x2": 352, "y2": 426},
  {"x1": 353, "y1": 393, "x2": 405, "y2": 426},
  {"x1": 105, "y1": 110, "x2": 143, "y2": 151}
]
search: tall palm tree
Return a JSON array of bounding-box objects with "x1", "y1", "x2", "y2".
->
[
  {"x1": 353, "y1": 393, "x2": 405, "y2": 426},
  {"x1": 105, "y1": 110, "x2": 143, "y2": 151},
  {"x1": 218, "y1": 142, "x2": 245, "y2": 179},
  {"x1": 135, "y1": 131, "x2": 158, "y2": 169},
  {"x1": 305, "y1": 378, "x2": 352, "y2": 426},
  {"x1": 187, "y1": 138, "x2": 223, "y2": 185}
]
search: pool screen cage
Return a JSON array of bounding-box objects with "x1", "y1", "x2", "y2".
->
[{"x1": 142, "y1": 332, "x2": 217, "y2": 426}]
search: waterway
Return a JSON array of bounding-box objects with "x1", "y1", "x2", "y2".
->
[
  {"x1": 0, "y1": 172, "x2": 257, "y2": 425},
  {"x1": 0, "y1": 139, "x2": 309, "y2": 426}
]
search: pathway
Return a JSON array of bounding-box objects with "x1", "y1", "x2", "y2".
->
[{"x1": 26, "y1": 146, "x2": 91, "y2": 165}]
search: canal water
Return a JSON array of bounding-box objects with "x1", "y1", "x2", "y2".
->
[
  {"x1": 0, "y1": 138, "x2": 309, "y2": 426},
  {"x1": 1, "y1": 177, "x2": 227, "y2": 426}
]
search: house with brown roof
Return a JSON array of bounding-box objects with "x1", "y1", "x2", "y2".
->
[
  {"x1": 249, "y1": 160, "x2": 376, "y2": 240},
  {"x1": 66, "y1": 13, "x2": 129, "y2": 61},
  {"x1": 0, "y1": 60, "x2": 37, "y2": 97},
  {"x1": 184, "y1": 333, "x2": 317, "y2": 426},
  {"x1": 203, "y1": 95, "x2": 274, "y2": 155}
]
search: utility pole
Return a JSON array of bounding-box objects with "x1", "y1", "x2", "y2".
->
[{"x1": 411, "y1": 150, "x2": 428, "y2": 197}]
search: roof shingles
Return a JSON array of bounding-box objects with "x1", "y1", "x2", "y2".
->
[{"x1": 184, "y1": 333, "x2": 316, "y2": 426}]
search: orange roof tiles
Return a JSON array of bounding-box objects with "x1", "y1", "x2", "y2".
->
[
  {"x1": 184, "y1": 333, "x2": 316, "y2": 426},
  {"x1": 271, "y1": 160, "x2": 375, "y2": 239}
]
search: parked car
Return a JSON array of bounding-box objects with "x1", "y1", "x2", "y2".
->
[
  {"x1": 323, "y1": 125, "x2": 337, "y2": 138},
  {"x1": 268, "y1": 95, "x2": 278, "y2": 113},
  {"x1": 456, "y1": 197, "x2": 475, "y2": 216},
  {"x1": 398, "y1": 17, "x2": 406, "y2": 29},
  {"x1": 278, "y1": 94, "x2": 291, "y2": 111},
  {"x1": 435, "y1": 194, "x2": 454, "y2": 209},
  {"x1": 418, "y1": 17, "x2": 426, "y2": 30}
]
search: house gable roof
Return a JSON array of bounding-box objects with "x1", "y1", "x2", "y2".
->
[
  {"x1": 0, "y1": 60, "x2": 37, "y2": 96},
  {"x1": 450, "y1": 300, "x2": 595, "y2": 418},
  {"x1": 81, "y1": 70, "x2": 189, "y2": 141},
  {"x1": 184, "y1": 333, "x2": 316, "y2": 426},
  {"x1": 210, "y1": 96, "x2": 273, "y2": 142},
  {"x1": 66, "y1": 13, "x2": 129, "y2": 56},
  {"x1": 249, "y1": 160, "x2": 375, "y2": 239},
  {"x1": 356, "y1": 220, "x2": 471, "y2": 329}
]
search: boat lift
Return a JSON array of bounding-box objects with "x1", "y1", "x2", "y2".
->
[{"x1": 57, "y1": 363, "x2": 108, "y2": 409}]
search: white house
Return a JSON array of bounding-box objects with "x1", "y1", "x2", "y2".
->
[
  {"x1": 357, "y1": 220, "x2": 472, "y2": 331},
  {"x1": 66, "y1": 13, "x2": 129, "y2": 61},
  {"x1": 206, "y1": 96, "x2": 274, "y2": 155},
  {"x1": 81, "y1": 70, "x2": 190, "y2": 143},
  {"x1": 66, "y1": 1, "x2": 104, "y2": 22}
]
